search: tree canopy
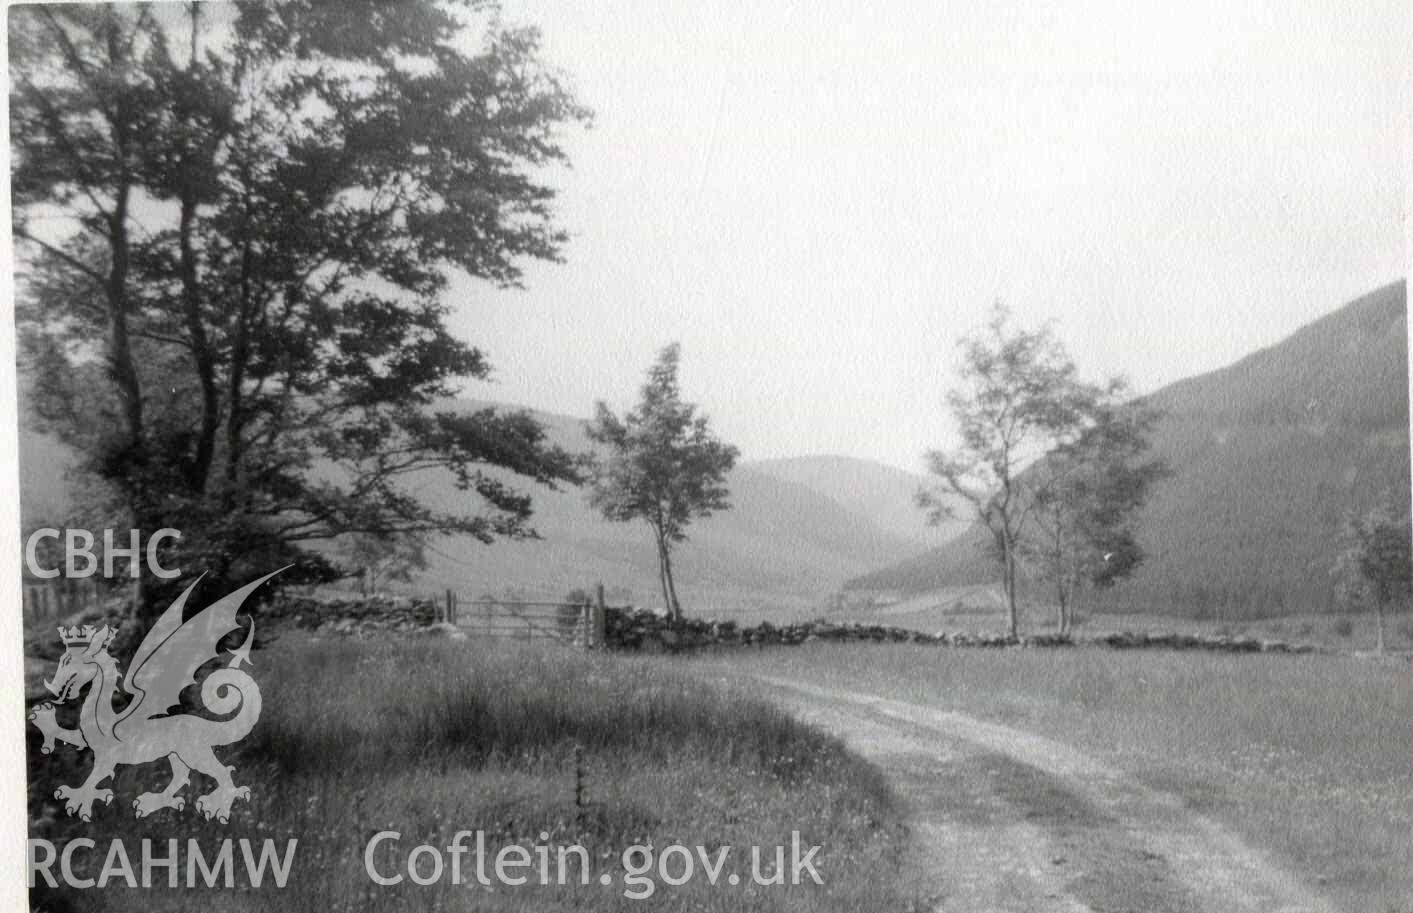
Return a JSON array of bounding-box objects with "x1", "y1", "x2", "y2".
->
[
  {"x1": 1023, "y1": 398, "x2": 1169, "y2": 634},
  {"x1": 918, "y1": 303, "x2": 1166, "y2": 637},
  {"x1": 1333, "y1": 500, "x2": 1413, "y2": 653},
  {"x1": 586, "y1": 343, "x2": 738, "y2": 621},
  {"x1": 11, "y1": 1, "x2": 590, "y2": 625}
]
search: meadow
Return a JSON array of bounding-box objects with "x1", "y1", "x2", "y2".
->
[
  {"x1": 1076, "y1": 608, "x2": 1413, "y2": 652},
  {"x1": 28, "y1": 634, "x2": 919, "y2": 913},
  {"x1": 706, "y1": 643, "x2": 1413, "y2": 913},
  {"x1": 842, "y1": 588, "x2": 1413, "y2": 654},
  {"x1": 28, "y1": 617, "x2": 1413, "y2": 912}
]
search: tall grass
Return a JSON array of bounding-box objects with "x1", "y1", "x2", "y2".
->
[
  {"x1": 33, "y1": 635, "x2": 912, "y2": 913},
  {"x1": 242, "y1": 638, "x2": 866, "y2": 785}
]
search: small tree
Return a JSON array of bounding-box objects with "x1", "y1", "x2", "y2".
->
[
  {"x1": 1333, "y1": 502, "x2": 1412, "y2": 653},
  {"x1": 1024, "y1": 399, "x2": 1169, "y2": 635},
  {"x1": 342, "y1": 532, "x2": 430, "y2": 596},
  {"x1": 587, "y1": 344, "x2": 738, "y2": 622},
  {"x1": 918, "y1": 303, "x2": 1098, "y2": 638}
]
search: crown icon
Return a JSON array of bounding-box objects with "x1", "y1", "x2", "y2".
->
[{"x1": 58, "y1": 625, "x2": 98, "y2": 647}]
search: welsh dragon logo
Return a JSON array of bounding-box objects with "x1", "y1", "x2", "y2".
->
[{"x1": 28, "y1": 572, "x2": 277, "y2": 824}]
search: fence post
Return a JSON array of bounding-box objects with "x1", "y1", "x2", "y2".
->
[
  {"x1": 574, "y1": 742, "x2": 587, "y2": 824},
  {"x1": 592, "y1": 583, "x2": 607, "y2": 648}
]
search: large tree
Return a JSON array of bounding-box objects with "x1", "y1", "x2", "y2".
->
[
  {"x1": 918, "y1": 303, "x2": 1113, "y2": 638},
  {"x1": 1023, "y1": 397, "x2": 1169, "y2": 635},
  {"x1": 586, "y1": 343, "x2": 739, "y2": 622},
  {"x1": 11, "y1": 1, "x2": 590, "y2": 629}
]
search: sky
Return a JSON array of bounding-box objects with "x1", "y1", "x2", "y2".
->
[{"x1": 440, "y1": 0, "x2": 1409, "y2": 474}]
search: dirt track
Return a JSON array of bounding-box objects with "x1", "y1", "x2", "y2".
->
[{"x1": 755, "y1": 676, "x2": 1337, "y2": 913}]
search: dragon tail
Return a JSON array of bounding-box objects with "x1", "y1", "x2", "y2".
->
[{"x1": 199, "y1": 667, "x2": 263, "y2": 746}]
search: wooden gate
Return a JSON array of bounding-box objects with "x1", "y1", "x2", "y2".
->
[{"x1": 442, "y1": 584, "x2": 607, "y2": 647}]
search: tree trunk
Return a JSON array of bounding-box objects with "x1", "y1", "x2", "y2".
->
[
  {"x1": 176, "y1": 4, "x2": 220, "y2": 495},
  {"x1": 223, "y1": 182, "x2": 257, "y2": 510},
  {"x1": 1376, "y1": 599, "x2": 1386, "y2": 654},
  {"x1": 104, "y1": 174, "x2": 143, "y2": 460},
  {"x1": 105, "y1": 128, "x2": 154, "y2": 634},
  {"x1": 653, "y1": 530, "x2": 674, "y2": 621},
  {"x1": 662, "y1": 541, "x2": 683, "y2": 623},
  {"x1": 179, "y1": 183, "x2": 220, "y2": 495},
  {"x1": 1003, "y1": 537, "x2": 1019, "y2": 638}
]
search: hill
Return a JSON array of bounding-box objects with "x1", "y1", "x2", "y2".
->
[
  {"x1": 16, "y1": 399, "x2": 932, "y2": 619},
  {"x1": 396, "y1": 402, "x2": 932, "y2": 617},
  {"x1": 747, "y1": 454, "x2": 969, "y2": 546},
  {"x1": 844, "y1": 280, "x2": 1411, "y2": 619}
]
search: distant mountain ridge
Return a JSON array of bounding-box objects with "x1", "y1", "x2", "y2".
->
[
  {"x1": 844, "y1": 280, "x2": 1411, "y2": 618},
  {"x1": 407, "y1": 402, "x2": 936, "y2": 615},
  {"x1": 18, "y1": 396, "x2": 946, "y2": 619},
  {"x1": 747, "y1": 454, "x2": 968, "y2": 546},
  {"x1": 21, "y1": 281, "x2": 1405, "y2": 620}
]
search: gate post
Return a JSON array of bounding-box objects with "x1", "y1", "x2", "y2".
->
[{"x1": 592, "y1": 583, "x2": 607, "y2": 648}]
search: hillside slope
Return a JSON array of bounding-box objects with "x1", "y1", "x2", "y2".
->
[
  {"x1": 395, "y1": 403, "x2": 929, "y2": 615},
  {"x1": 748, "y1": 454, "x2": 969, "y2": 546},
  {"x1": 17, "y1": 399, "x2": 928, "y2": 618},
  {"x1": 844, "y1": 280, "x2": 1411, "y2": 618}
]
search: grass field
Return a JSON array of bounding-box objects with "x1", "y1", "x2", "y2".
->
[
  {"x1": 28, "y1": 635, "x2": 918, "y2": 912},
  {"x1": 702, "y1": 643, "x2": 1413, "y2": 913},
  {"x1": 843, "y1": 590, "x2": 1413, "y2": 653},
  {"x1": 1076, "y1": 609, "x2": 1413, "y2": 652}
]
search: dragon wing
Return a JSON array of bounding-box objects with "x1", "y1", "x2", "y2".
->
[{"x1": 115, "y1": 569, "x2": 283, "y2": 735}]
